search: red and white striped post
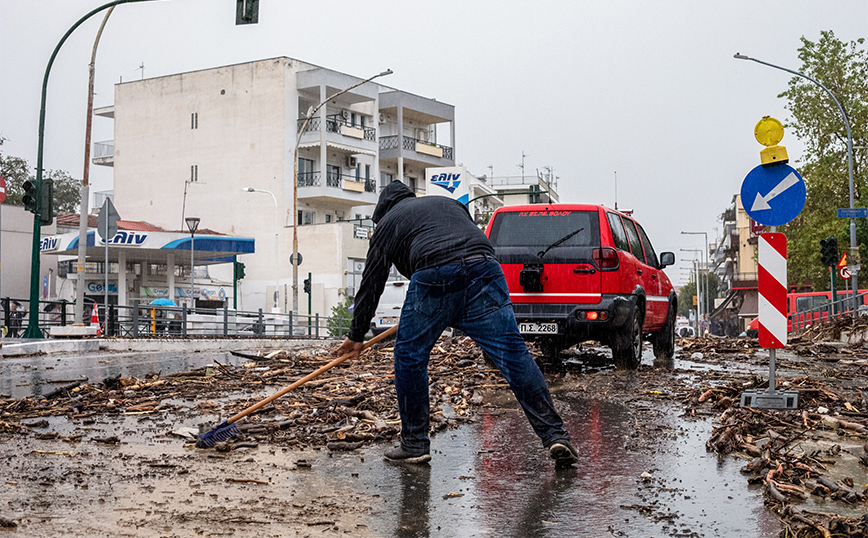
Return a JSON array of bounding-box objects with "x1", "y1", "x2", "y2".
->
[
  {"x1": 758, "y1": 233, "x2": 787, "y2": 350},
  {"x1": 741, "y1": 231, "x2": 797, "y2": 409}
]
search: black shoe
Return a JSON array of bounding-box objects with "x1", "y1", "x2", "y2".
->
[
  {"x1": 549, "y1": 440, "x2": 578, "y2": 468},
  {"x1": 384, "y1": 446, "x2": 431, "y2": 464}
]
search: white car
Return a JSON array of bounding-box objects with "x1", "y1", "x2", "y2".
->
[{"x1": 370, "y1": 280, "x2": 410, "y2": 335}]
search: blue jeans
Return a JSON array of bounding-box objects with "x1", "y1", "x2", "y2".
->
[{"x1": 394, "y1": 257, "x2": 569, "y2": 454}]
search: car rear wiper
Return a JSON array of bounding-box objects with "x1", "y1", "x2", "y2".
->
[{"x1": 537, "y1": 227, "x2": 584, "y2": 259}]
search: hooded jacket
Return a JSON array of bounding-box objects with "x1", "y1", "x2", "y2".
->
[{"x1": 349, "y1": 181, "x2": 495, "y2": 341}]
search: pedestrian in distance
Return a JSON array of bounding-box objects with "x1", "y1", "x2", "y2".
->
[
  {"x1": 8, "y1": 301, "x2": 23, "y2": 338},
  {"x1": 335, "y1": 181, "x2": 578, "y2": 467}
]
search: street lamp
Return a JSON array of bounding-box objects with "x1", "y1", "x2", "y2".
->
[
  {"x1": 682, "y1": 230, "x2": 709, "y2": 323},
  {"x1": 734, "y1": 52, "x2": 858, "y2": 306},
  {"x1": 292, "y1": 68, "x2": 393, "y2": 319},
  {"x1": 242, "y1": 187, "x2": 280, "y2": 311},
  {"x1": 185, "y1": 217, "x2": 200, "y2": 307},
  {"x1": 681, "y1": 248, "x2": 704, "y2": 331}
]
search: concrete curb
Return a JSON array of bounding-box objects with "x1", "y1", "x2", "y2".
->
[{"x1": 1, "y1": 339, "x2": 101, "y2": 357}]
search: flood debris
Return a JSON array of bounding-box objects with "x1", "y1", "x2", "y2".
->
[{"x1": 685, "y1": 316, "x2": 868, "y2": 537}]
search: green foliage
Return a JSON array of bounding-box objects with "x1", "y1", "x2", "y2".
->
[
  {"x1": 676, "y1": 271, "x2": 722, "y2": 317},
  {"x1": 327, "y1": 293, "x2": 354, "y2": 338},
  {"x1": 0, "y1": 138, "x2": 81, "y2": 213},
  {"x1": 778, "y1": 31, "x2": 868, "y2": 289}
]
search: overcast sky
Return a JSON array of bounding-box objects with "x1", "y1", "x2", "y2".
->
[{"x1": 2, "y1": 0, "x2": 866, "y2": 284}]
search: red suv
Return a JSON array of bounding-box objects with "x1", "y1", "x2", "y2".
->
[{"x1": 484, "y1": 204, "x2": 676, "y2": 368}]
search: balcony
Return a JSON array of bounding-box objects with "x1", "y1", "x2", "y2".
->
[
  {"x1": 92, "y1": 140, "x2": 114, "y2": 167},
  {"x1": 297, "y1": 116, "x2": 377, "y2": 155},
  {"x1": 379, "y1": 135, "x2": 453, "y2": 162},
  {"x1": 296, "y1": 171, "x2": 377, "y2": 208}
]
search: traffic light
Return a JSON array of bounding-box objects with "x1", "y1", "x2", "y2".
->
[
  {"x1": 820, "y1": 236, "x2": 838, "y2": 267},
  {"x1": 303, "y1": 277, "x2": 311, "y2": 294},
  {"x1": 40, "y1": 178, "x2": 54, "y2": 226},
  {"x1": 235, "y1": 0, "x2": 259, "y2": 24},
  {"x1": 22, "y1": 180, "x2": 38, "y2": 214},
  {"x1": 233, "y1": 261, "x2": 246, "y2": 281}
]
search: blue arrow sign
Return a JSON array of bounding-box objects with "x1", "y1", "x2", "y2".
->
[{"x1": 740, "y1": 163, "x2": 806, "y2": 226}]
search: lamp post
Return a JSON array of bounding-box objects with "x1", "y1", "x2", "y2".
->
[
  {"x1": 681, "y1": 248, "x2": 704, "y2": 331},
  {"x1": 23, "y1": 0, "x2": 154, "y2": 338},
  {"x1": 734, "y1": 53, "x2": 858, "y2": 308},
  {"x1": 185, "y1": 217, "x2": 200, "y2": 308},
  {"x1": 682, "y1": 230, "x2": 709, "y2": 322},
  {"x1": 242, "y1": 187, "x2": 280, "y2": 311},
  {"x1": 292, "y1": 69, "x2": 393, "y2": 319}
]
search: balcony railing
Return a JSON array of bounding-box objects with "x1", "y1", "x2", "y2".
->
[
  {"x1": 297, "y1": 171, "x2": 321, "y2": 187},
  {"x1": 94, "y1": 141, "x2": 114, "y2": 158},
  {"x1": 299, "y1": 171, "x2": 376, "y2": 193},
  {"x1": 297, "y1": 117, "x2": 321, "y2": 133},
  {"x1": 379, "y1": 135, "x2": 453, "y2": 160},
  {"x1": 325, "y1": 115, "x2": 376, "y2": 141}
]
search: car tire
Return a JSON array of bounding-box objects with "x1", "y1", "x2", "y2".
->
[
  {"x1": 612, "y1": 308, "x2": 642, "y2": 370},
  {"x1": 652, "y1": 302, "x2": 676, "y2": 360}
]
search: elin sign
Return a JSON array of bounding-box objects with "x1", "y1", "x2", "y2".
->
[
  {"x1": 99, "y1": 231, "x2": 148, "y2": 246},
  {"x1": 426, "y1": 166, "x2": 470, "y2": 205}
]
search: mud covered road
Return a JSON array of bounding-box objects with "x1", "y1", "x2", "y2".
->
[{"x1": 1, "y1": 324, "x2": 867, "y2": 537}]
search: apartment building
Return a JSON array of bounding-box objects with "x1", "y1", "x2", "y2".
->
[{"x1": 92, "y1": 57, "x2": 456, "y2": 316}]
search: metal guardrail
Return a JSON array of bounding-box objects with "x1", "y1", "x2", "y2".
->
[
  {"x1": 789, "y1": 292, "x2": 868, "y2": 331},
  {"x1": 1, "y1": 297, "x2": 353, "y2": 339}
]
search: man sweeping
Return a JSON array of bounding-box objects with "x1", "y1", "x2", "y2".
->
[{"x1": 336, "y1": 181, "x2": 578, "y2": 467}]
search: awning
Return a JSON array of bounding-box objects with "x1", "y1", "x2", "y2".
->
[
  {"x1": 40, "y1": 230, "x2": 255, "y2": 266},
  {"x1": 298, "y1": 140, "x2": 376, "y2": 156}
]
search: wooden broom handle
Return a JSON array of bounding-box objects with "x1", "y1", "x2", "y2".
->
[{"x1": 227, "y1": 324, "x2": 399, "y2": 424}]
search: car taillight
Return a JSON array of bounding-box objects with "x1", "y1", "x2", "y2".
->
[{"x1": 592, "y1": 247, "x2": 619, "y2": 270}]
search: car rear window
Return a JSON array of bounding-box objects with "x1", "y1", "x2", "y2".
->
[{"x1": 489, "y1": 210, "x2": 600, "y2": 248}]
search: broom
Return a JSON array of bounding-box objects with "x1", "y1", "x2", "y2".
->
[{"x1": 196, "y1": 324, "x2": 398, "y2": 448}]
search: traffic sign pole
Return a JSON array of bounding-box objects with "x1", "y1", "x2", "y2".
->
[{"x1": 741, "y1": 231, "x2": 798, "y2": 409}]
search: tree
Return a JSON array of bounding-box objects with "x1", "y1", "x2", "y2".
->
[
  {"x1": 327, "y1": 292, "x2": 354, "y2": 338},
  {"x1": 0, "y1": 137, "x2": 82, "y2": 214},
  {"x1": 778, "y1": 31, "x2": 868, "y2": 290},
  {"x1": 676, "y1": 271, "x2": 721, "y2": 317},
  {"x1": 0, "y1": 138, "x2": 30, "y2": 205}
]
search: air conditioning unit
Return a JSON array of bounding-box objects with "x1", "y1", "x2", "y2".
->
[
  {"x1": 378, "y1": 113, "x2": 386, "y2": 124},
  {"x1": 340, "y1": 110, "x2": 349, "y2": 120},
  {"x1": 415, "y1": 128, "x2": 429, "y2": 142},
  {"x1": 346, "y1": 156, "x2": 358, "y2": 168}
]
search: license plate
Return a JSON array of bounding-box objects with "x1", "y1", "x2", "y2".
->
[
  {"x1": 379, "y1": 317, "x2": 398, "y2": 325},
  {"x1": 519, "y1": 322, "x2": 558, "y2": 334}
]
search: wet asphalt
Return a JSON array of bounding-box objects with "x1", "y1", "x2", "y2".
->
[{"x1": 0, "y1": 344, "x2": 784, "y2": 536}]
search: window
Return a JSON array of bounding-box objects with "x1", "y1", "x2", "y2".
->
[
  {"x1": 488, "y1": 210, "x2": 601, "y2": 248},
  {"x1": 381, "y1": 172, "x2": 393, "y2": 189},
  {"x1": 298, "y1": 158, "x2": 315, "y2": 185},
  {"x1": 408, "y1": 177, "x2": 417, "y2": 193},
  {"x1": 623, "y1": 219, "x2": 647, "y2": 264},
  {"x1": 607, "y1": 213, "x2": 630, "y2": 252},
  {"x1": 325, "y1": 214, "x2": 332, "y2": 223},
  {"x1": 298, "y1": 210, "x2": 315, "y2": 226},
  {"x1": 191, "y1": 112, "x2": 198, "y2": 129},
  {"x1": 190, "y1": 164, "x2": 198, "y2": 183},
  {"x1": 365, "y1": 164, "x2": 371, "y2": 182},
  {"x1": 635, "y1": 223, "x2": 660, "y2": 268},
  {"x1": 326, "y1": 164, "x2": 341, "y2": 187}
]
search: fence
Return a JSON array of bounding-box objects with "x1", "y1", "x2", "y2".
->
[
  {"x1": 0, "y1": 298, "x2": 354, "y2": 340},
  {"x1": 789, "y1": 292, "x2": 868, "y2": 331}
]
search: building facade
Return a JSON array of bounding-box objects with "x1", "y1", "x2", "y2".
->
[{"x1": 93, "y1": 57, "x2": 456, "y2": 316}]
